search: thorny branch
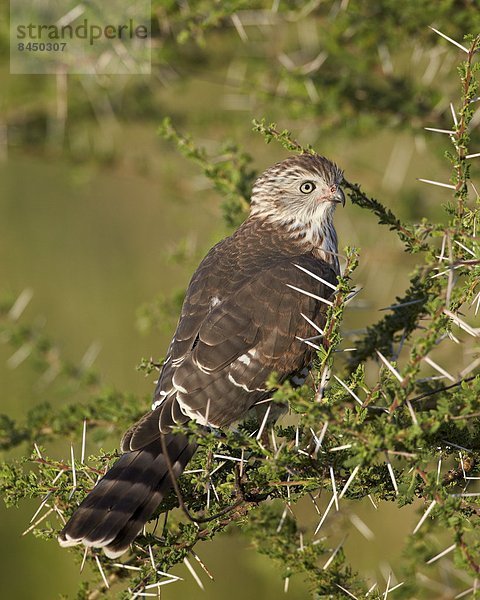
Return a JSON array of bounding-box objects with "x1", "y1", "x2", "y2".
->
[{"x1": 1, "y1": 26, "x2": 480, "y2": 600}]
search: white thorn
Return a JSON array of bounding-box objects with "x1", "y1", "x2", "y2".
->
[
  {"x1": 204, "y1": 398, "x2": 211, "y2": 428},
  {"x1": 318, "y1": 421, "x2": 329, "y2": 447},
  {"x1": 413, "y1": 500, "x2": 437, "y2": 534},
  {"x1": 80, "y1": 546, "x2": 88, "y2": 572},
  {"x1": 470, "y1": 291, "x2": 480, "y2": 316},
  {"x1": 231, "y1": 13, "x2": 248, "y2": 42},
  {"x1": 293, "y1": 263, "x2": 337, "y2": 290},
  {"x1": 81, "y1": 419, "x2": 87, "y2": 464},
  {"x1": 29, "y1": 492, "x2": 52, "y2": 523},
  {"x1": 316, "y1": 365, "x2": 331, "y2": 401},
  {"x1": 424, "y1": 127, "x2": 455, "y2": 134},
  {"x1": 276, "y1": 505, "x2": 288, "y2": 533},
  {"x1": 148, "y1": 544, "x2": 156, "y2": 570},
  {"x1": 339, "y1": 465, "x2": 360, "y2": 499},
  {"x1": 212, "y1": 454, "x2": 243, "y2": 462},
  {"x1": 418, "y1": 178, "x2": 456, "y2": 190},
  {"x1": 459, "y1": 452, "x2": 467, "y2": 480},
  {"x1": 330, "y1": 444, "x2": 352, "y2": 452},
  {"x1": 271, "y1": 428, "x2": 278, "y2": 454},
  {"x1": 376, "y1": 350, "x2": 404, "y2": 382},
  {"x1": 406, "y1": 400, "x2": 419, "y2": 426},
  {"x1": 8, "y1": 288, "x2": 33, "y2": 321},
  {"x1": 383, "y1": 572, "x2": 392, "y2": 599},
  {"x1": 94, "y1": 555, "x2": 110, "y2": 589},
  {"x1": 460, "y1": 356, "x2": 480, "y2": 377},
  {"x1": 385, "y1": 458, "x2": 399, "y2": 495},
  {"x1": 300, "y1": 312, "x2": 324, "y2": 335},
  {"x1": 286, "y1": 284, "x2": 333, "y2": 306},
  {"x1": 429, "y1": 26, "x2": 469, "y2": 53},
  {"x1": 349, "y1": 513, "x2": 375, "y2": 540},
  {"x1": 154, "y1": 569, "x2": 182, "y2": 581},
  {"x1": 323, "y1": 537, "x2": 346, "y2": 570},
  {"x1": 455, "y1": 587, "x2": 476, "y2": 599},
  {"x1": 183, "y1": 557, "x2": 204, "y2": 591},
  {"x1": 69, "y1": 444, "x2": 77, "y2": 499},
  {"x1": 444, "y1": 309, "x2": 479, "y2": 337},
  {"x1": 330, "y1": 466, "x2": 339, "y2": 510},
  {"x1": 423, "y1": 356, "x2": 456, "y2": 382},
  {"x1": 454, "y1": 240, "x2": 476, "y2": 257},
  {"x1": 144, "y1": 579, "x2": 178, "y2": 589},
  {"x1": 333, "y1": 374, "x2": 363, "y2": 406},
  {"x1": 22, "y1": 506, "x2": 54, "y2": 535},
  {"x1": 112, "y1": 563, "x2": 142, "y2": 572},
  {"x1": 336, "y1": 584, "x2": 358, "y2": 599},
  {"x1": 295, "y1": 336, "x2": 321, "y2": 350},
  {"x1": 314, "y1": 495, "x2": 336, "y2": 534},
  {"x1": 80, "y1": 341, "x2": 101, "y2": 370},
  {"x1": 426, "y1": 543, "x2": 456, "y2": 564},
  {"x1": 7, "y1": 343, "x2": 33, "y2": 369},
  {"x1": 33, "y1": 443, "x2": 43, "y2": 459},
  {"x1": 256, "y1": 405, "x2": 271, "y2": 441},
  {"x1": 436, "y1": 456, "x2": 442, "y2": 486},
  {"x1": 439, "y1": 235, "x2": 447, "y2": 262},
  {"x1": 450, "y1": 103, "x2": 458, "y2": 126}
]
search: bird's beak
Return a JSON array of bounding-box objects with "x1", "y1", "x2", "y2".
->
[{"x1": 334, "y1": 187, "x2": 345, "y2": 207}]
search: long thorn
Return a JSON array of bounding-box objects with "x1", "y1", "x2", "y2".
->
[
  {"x1": 426, "y1": 543, "x2": 456, "y2": 564},
  {"x1": 429, "y1": 26, "x2": 469, "y2": 53},
  {"x1": 330, "y1": 466, "x2": 339, "y2": 510},
  {"x1": 418, "y1": 178, "x2": 456, "y2": 190},
  {"x1": 286, "y1": 284, "x2": 333, "y2": 306},
  {"x1": 339, "y1": 465, "x2": 360, "y2": 499},
  {"x1": 293, "y1": 263, "x2": 337, "y2": 290},
  {"x1": 183, "y1": 557, "x2": 204, "y2": 591},
  {"x1": 94, "y1": 555, "x2": 110, "y2": 589},
  {"x1": 300, "y1": 312, "x2": 324, "y2": 335},
  {"x1": 81, "y1": 419, "x2": 87, "y2": 464},
  {"x1": 333, "y1": 374, "x2": 363, "y2": 406},
  {"x1": 413, "y1": 500, "x2": 437, "y2": 534},
  {"x1": 376, "y1": 350, "x2": 403, "y2": 382}
]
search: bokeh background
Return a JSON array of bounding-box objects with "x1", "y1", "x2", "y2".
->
[{"x1": 1, "y1": 2, "x2": 479, "y2": 598}]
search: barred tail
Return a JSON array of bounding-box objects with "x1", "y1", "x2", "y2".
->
[{"x1": 58, "y1": 433, "x2": 197, "y2": 558}]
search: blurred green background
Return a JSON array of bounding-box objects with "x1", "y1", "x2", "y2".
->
[{"x1": 1, "y1": 2, "x2": 479, "y2": 598}]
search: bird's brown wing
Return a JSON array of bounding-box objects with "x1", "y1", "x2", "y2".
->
[
  {"x1": 124, "y1": 251, "x2": 336, "y2": 452},
  {"x1": 170, "y1": 254, "x2": 336, "y2": 427}
]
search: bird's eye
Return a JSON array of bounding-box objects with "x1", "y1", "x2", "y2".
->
[{"x1": 300, "y1": 181, "x2": 316, "y2": 194}]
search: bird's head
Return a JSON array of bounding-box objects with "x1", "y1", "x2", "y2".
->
[{"x1": 250, "y1": 154, "x2": 344, "y2": 228}]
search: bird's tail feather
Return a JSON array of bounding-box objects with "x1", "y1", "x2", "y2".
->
[{"x1": 58, "y1": 433, "x2": 197, "y2": 558}]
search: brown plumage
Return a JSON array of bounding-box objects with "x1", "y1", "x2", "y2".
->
[{"x1": 58, "y1": 153, "x2": 345, "y2": 558}]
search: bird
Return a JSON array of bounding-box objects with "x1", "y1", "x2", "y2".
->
[{"x1": 58, "y1": 152, "x2": 345, "y2": 559}]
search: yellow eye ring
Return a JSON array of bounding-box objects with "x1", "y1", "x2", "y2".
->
[{"x1": 300, "y1": 181, "x2": 316, "y2": 194}]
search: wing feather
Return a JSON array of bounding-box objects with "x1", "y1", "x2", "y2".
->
[
  {"x1": 141, "y1": 220, "x2": 337, "y2": 444},
  {"x1": 168, "y1": 254, "x2": 336, "y2": 427}
]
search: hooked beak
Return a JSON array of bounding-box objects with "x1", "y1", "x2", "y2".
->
[{"x1": 333, "y1": 187, "x2": 345, "y2": 207}]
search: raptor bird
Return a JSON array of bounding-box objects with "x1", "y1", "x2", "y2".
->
[{"x1": 58, "y1": 153, "x2": 345, "y2": 558}]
